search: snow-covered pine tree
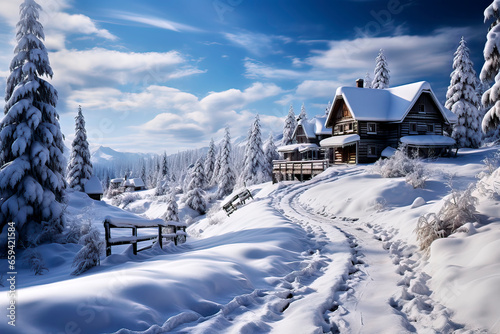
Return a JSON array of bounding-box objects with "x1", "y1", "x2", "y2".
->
[
  {"x1": 241, "y1": 115, "x2": 265, "y2": 186},
  {"x1": 298, "y1": 103, "x2": 307, "y2": 121},
  {"x1": 159, "y1": 151, "x2": 169, "y2": 181},
  {"x1": 481, "y1": 0, "x2": 500, "y2": 139},
  {"x1": 67, "y1": 106, "x2": 93, "y2": 191},
  {"x1": 325, "y1": 101, "x2": 332, "y2": 116},
  {"x1": 211, "y1": 140, "x2": 222, "y2": 186},
  {"x1": 163, "y1": 192, "x2": 179, "y2": 222},
  {"x1": 364, "y1": 72, "x2": 373, "y2": 88},
  {"x1": 71, "y1": 222, "x2": 104, "y2": 275},
  {"x1": 185, "y1": 158, "x2": 207, "y2": 214},
  {"x1": 216, "y1": 127, "x2": 236, "y2": 198},
  {"x1": 263, "y1": 133, "x2": 279, "y2": 182},
  {"x1": 282, "y1": 105, "x2": 297, "y2": 145},
  {"x1": 204, "y1": 139, "x2": 216, "y2": 186},
  {"x1": 445, "y1": 37, "x2": 482, "y2": 148},
  {"x1": 0, "y1": 0, "x2": 66, "y2": 248},
  {"x1": 372, "y1": 49, "x2": 390, "y2": 89}
]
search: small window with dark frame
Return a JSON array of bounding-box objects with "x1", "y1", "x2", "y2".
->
[
  {"x1": 418, "y1": 104, "x2": 425, "y2": 114},
  {"x1": 368, "y1": 146, "x2": 377, "y2": 157},
  {"x1": 338, "y1": 124, "x2": 344, "y2": 133},
  {"x1": 347, "y1": 123, "x2": 353, "y2": 132},
  {"x1": 427, "y1": 124, "x2": 434, "y2": 133},
  {"x1": 367, "y1": 122, "x2": 377, "y2": 134},
  {"x1": 410, "y1": 122, "x2": 417, "y2": 133}
]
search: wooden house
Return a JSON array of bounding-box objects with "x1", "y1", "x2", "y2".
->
[
  {"x1": 123, "y1": 178, "x2": 146, "y2": 191},
  {"x1": 321, "y1": 80, "x2": 457, "y2": 164},
  {"x1": 278, "y1": 115, "x2": 331, "y2": 161},
  {"x1": 84, "y1": 175, "x2": 103, "y2": 201}
]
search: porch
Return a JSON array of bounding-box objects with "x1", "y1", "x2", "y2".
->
[{"x1": 272, "y1": 159, "x2": 329, "y2": 183}]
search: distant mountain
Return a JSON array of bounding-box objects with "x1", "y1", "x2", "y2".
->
[{"x1": 91, "y1": 146, "x2": 157, "y2": 166}]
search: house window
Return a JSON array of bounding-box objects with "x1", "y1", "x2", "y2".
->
[
  {"x1": 367, "y1": 145, "x2": 377, "y2": 157},
  {"x1": 347, "y1": 122, "x2": 353, "y2": 132},
  {"x1": 418, "y1": 104, "x2": 425, "y2": 114},
  {"x1": 338, "y1": 124, "x2": 344, "y2": 133},
  {"x1": 367, "y1": 122, "x2": 377, "y2": 134},
  {"x1": 410, "y1": 122, "x2": 418, "y2": 134},
  {"x1": 427, "y1": 124, "x2": 434, "y2": 133}
]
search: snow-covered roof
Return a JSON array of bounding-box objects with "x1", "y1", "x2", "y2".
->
[
  {"x1": 381, "y1": 146, "x2": 397, "y2": 158},
  {"x1": 293, "y1": 115, "x2": 330, "y2": 139},
  {"x1": 277, "y1": 143, "x2": 319, "y2": 153},
  {"x1": 124, "y1": 178, "x2": 145, "y2": 188},
  {"x1": 110, "y1": 178, "x2": 124, "y2": 183},
  {"x1": 326, "y1": 81, "x2": 457, "y2": 126},
  {"x1": 320, "y1": 134, "x2": 360, "y2": 147},
  {"x1": 84, "y1": 175, "x2": 103, "y2": 195},
  {"x1": 400, "y1": 135, "x2": 456, "y2": 146}
]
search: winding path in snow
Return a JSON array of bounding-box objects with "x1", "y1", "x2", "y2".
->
[{"x1": 275, "y1": 168, "x2": 487, "y2": 334}]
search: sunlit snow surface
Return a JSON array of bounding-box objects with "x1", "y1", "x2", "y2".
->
[{"x1": 0, "y1": 146, "x2": 499, "y2": 333}]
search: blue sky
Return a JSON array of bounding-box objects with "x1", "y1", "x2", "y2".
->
[{"x1": 0, "y1": 0, "x2": 491, "y2": 154}]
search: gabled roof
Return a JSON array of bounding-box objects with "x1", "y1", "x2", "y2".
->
[
  {"x1": 325, "y1": 81, "x2": 457, "y2": 127},
  {"x1": 293, "y1": 115, "x2": 330, "y2": 139},
  {"x1": 124, "y1": 178, "x2": 145, "y2": 188}
]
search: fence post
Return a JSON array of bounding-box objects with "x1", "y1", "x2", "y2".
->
[
  {"x1": 174, "y1": 225, "x2": 178, "y2": 246},
  {"x1": 158, "y1": 225, "x2": 163, "y2": 249},
  {"x1": 132, "y1": 226, "x2": 138, "y2": 255},
  {"x1": 104, "y1": 220, "x2": 111, "y2": 256}
]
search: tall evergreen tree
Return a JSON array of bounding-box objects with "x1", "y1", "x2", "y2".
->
[
  {"x1": 204, "y1": 138, "x2": 216, "y2": 186},
  {"x1": 67, "y1": 106, "x2": 93, "y2": 191},
  {"x1": 159, "y1": 151, "x2": 169, "y2": 181},
  {"x1": 372, "y1": 49, "x2": 390, "y2": 89},
  {"x1": 217, "y1": 127, "x2": 236, "y2": 198},
  {"x1": 298, "y1": 103, "x2": 307, "y2": 121},
  {"x1": 0, "y1": 0, "x2": 66, "y2": 247},
  {"x1": 185, "y1": 158, "x2": 207, "y2": 214},
  {"x1": 364, "y1": 72, "x2": 373, "y2": 88},
  {"x1": 211, "y1": 140, "x2": 222, "y2": 186},
  {"x1": 282, "y1": 105, "x2": 297, "y2": 145},
  {"x1": 263, "y1": 133, "x2": 279, "y2": 182},
  {"x1": 241, "y1": 115, "x2": 265, "y2": 186},
  {"x1": 446, "y1": 37, "x2": 482, "y2": 148},
  {"x1": 481, "y1": 0, "x2": 500, "y2": 138}
]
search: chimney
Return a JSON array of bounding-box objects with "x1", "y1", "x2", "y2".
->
[{"x1": 356, "y1": 78, "x2": 364, "y2": 88}]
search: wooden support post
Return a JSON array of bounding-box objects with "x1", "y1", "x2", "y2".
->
[
  {"x1": 158, "y1": 225, "x2": 163, "y2": 249},
  {"x1": 104, "y1": 220, "x2": 111, "y2": 256},
  {"x1": 174, "y1": 226, "x2": 178, "y2": 246},
  {"x1": 132, "y1": 226, "x2": 138, "y2": 255}
]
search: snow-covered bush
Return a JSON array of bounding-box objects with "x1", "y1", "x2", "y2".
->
[
  {"x1": 163, "y1": 193, "x2": 179, "y2": 222},
  {"x1": 415, "y1": 185, "x2": 477, "y2": 252},
  {"x1": 185, "y1": 188, "x2": 207, "y2": 215},
  {"x1": 23, "y1": 248, "x2": 48, "y2": 275},
  {"x1": 71, "y1": 222, "x2": 104, "y2": 276},
  {"x1": 112, "y1": 193, "x2": 140, "y2": 208},
  {"x1": 372, "y1": 145, "x2": 428, "y2": 188}
]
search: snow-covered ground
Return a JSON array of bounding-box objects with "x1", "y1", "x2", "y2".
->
[{"x1": 1, "y1": 146, "x2": 499, "y2": 333}]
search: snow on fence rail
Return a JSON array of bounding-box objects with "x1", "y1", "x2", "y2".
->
[
  {"x1": 103, "y1": 216, "x2": 187, "y2": 256},
  {"x1": 272, "y1": 159, "x2": 329, "y2": 182}
]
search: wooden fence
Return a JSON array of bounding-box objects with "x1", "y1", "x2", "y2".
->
[{"x1": 104, "y1": 217, "x2": 187, "y2": 256}]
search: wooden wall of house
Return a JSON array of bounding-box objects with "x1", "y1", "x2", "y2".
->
[
  {"x1": 357, "y1": 121, "x2": 399, "y2": 162},
  {"x1": 400, "y1": 93, "x2": 445, "y2": 137}
]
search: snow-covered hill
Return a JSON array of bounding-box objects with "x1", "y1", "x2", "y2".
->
[
  {"x1": 0, "y1": 146, "x2": 499, "y2": 333},
  {"x1": 91, "y1": 146, "x2": 157, "y2": 166}
]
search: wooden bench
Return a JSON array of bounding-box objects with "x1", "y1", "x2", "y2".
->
[
  {"x1": 222, "y1": 189, "x2": 254, "y2": 216},
  {"x1": 104, "y1": 217, "x2": 187, "y2": 256}
]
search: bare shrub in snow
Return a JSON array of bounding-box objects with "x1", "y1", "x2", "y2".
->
[
  {"x1": 372, "y1": 145, "x2": 428, "y2": 188},
  {"x1": 415, "y1": 184, "x2": 477, "y2": 252},
  {"x1": 23, "y1": 248, "x2": 48, "y2": 275},
  {"x1": 71, "y1": 222, "x2": 104, "y2": 276}
]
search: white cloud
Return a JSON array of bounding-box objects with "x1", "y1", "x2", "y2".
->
[
  {"x1": 110, "y1": 11, "x2": 202, "y2": 33},
  {"x1": 224, "y1": 31, "x2": 292, "y2": 56},
  {"x1": 0, "y1": 0, "x2": 117, "y2": 45},
  {"x1": 244, "y1": 58, "x2": 305, "y2": 80},
  {"x1": 49, "y1": 48, "x2": 204, "y2": 91},
  {"x1": 296, "y1": 80, "x2": 342, "y2": 99}
]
